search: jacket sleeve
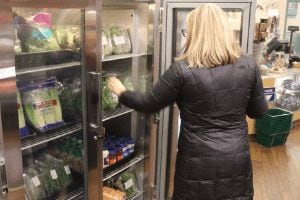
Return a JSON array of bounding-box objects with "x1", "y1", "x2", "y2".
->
[
  {"x1": 246, "y1": 62, "x2": 268, "y2": 118},
  {"x1": 119, "y1": 63, "x2": 183, "y2": 113}
]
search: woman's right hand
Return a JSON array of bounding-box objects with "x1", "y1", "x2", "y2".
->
[{"x1": 107, "y1": 76, "x2": 126, "y2": 96}]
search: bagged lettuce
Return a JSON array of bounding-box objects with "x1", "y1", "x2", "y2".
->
[
  {"x1": 17, "y1": 89, "x2": 30, "y2": 137},
  {"x1": 53, "y1": 26, "x2": 80, "y2": 50},
  {"x1": 19, "y1": 77, "x2": 64, "y2": 133}
]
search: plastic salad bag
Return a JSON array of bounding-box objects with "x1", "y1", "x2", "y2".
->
[
  {"x1": 19, "y1": 77, "x2": 64, "y2": 133},
  {"x1": 24, "y1": 167, "x2": 48, "y2": 200},
  {"x1": 102, "y1": 26, "x2": 113, "y2": 58},
  {"x1": 17, "y1": 12, "x2": 60, "y2": 53},
  {"x1": 102, "y1": 77, "x2": 119, "y2": 110},
  {"x1": 113, "y1": 170, "x2": 139, "y2": 198},
  {"x1": 109, "y1": 25, "x2": 132, "y2": 55},
  {"x1": 53, "y1": 25, "x2": 81, "y2": 50},
  {"x1": 17, "y1": 89, "x2": 30, "y2": 137}
]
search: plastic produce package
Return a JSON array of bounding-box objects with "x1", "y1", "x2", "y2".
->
[
  {"x1": 103, "y1": 186, "x2": 126, "y2": 200},
  {"x1": 19, "y1": 77, "x2": 64, "y2": 133},
  {"x1": 16, "y1": 12, "x2": 60, "y2": 53},
  {"x1": 109, "y1": 25, "x2": 132, "y2": 55},
  {"x1": 102, "y1": 27, "x2": 113, "y2": 58},
  {"x1": 17, "y1": 89, "x2": 30, "y2": 137},
  {"x1": 24, "y1": 168, "x2": 48, "y2": 200},
  {"x1": 60, "y1": 77, "x2": 82, "y2": 122},
  {"x1": 107, "y1": 170, "x2": 139, "y2": 199},
  {"x1": 102, "y1": 77, "x2": 119, "y2": 110},
  {"x1": 53, "y1": 25, "x2": 81, "y2": 50}
]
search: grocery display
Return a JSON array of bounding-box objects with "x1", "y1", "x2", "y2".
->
[{"x1": 0, "y1": 0, "x2": 257, "y2": 199}]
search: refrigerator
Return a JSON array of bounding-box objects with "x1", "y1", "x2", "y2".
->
[{"x1": 0, "y1": 0, "x2": 256, "y2": 200}]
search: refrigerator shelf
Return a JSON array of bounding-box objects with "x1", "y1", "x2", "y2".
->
[
  {"x1": 103, "y1": 53, "x2": 150, "y2": 62},
  {"x1": 103, "y1": 154, "x2": 145, "y2": 181},
  {"x1": 21, "y1": 123, "x2": 82, "y2": 151},
  {"x1": 127, "y1": 190, "x2": 143, "y2": 200},
  {"x1": 103, "y1": 106, "x2": 134, "y2": 122},
  {"x1": 56, "y1": 186, "x2": 84, "y2": 200},
  {"x1": 16, "y1": 61, "x2": 81, "y2": 75}
]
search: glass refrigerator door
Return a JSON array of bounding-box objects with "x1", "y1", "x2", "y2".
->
[
  {"x1": 12, "y1": 8, "x2": 86, "y2": 199},
  {"x1": 157, "y1": 1, "x2": 256, "y2": 199},
  {"x1": 100, "y1": 0, "x2": 155, "y2": 199}
]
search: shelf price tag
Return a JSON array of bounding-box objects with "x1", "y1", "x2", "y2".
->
[
  {"x1": 50, "y1": 169, "x2": 58, "y2": 180},
  {"x1": 32, "y1": 176, "x2": 41, "y2": 187},
  {"x1": 124, "y1": 178, "x2": 133, "y2": 190},
  {"x1": 113, "y1": 36, "x2": 126, "y2": 45},
  {"x1": 64, "y1": 165, "x2": 71, "y2": 175}
]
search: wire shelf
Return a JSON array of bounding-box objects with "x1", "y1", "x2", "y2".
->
[
  {"x1": 103, "y1": 154, "x2": 145, "y2": 182},
  {"x1": 103, "y1": 106, "x2": 134, "y2": 122},
  {"x1": 21, "y1": 123, "x2": 82, "y2": 151},
  {"x1": 56, "y1": 186, "x2": 84, "y2": 200}
]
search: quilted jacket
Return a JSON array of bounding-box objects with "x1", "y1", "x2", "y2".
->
[{"x1": 119, "y1": 56, "x2": 268, "y2": 200}]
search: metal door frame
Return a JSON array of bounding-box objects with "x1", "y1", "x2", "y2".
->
[{"x1": 0, "y1": 0, "x2": 102, "y2": 199}]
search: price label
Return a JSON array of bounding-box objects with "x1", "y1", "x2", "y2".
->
[
  {"x1": 64, "y1": 165, "x2": 71, "y2": 175},
  {"x1": 32, "y1": 176, "x2": 41, "y2": 187},
  {"x1": 50, "y1": 169, "x2": 58, "y2": 180},
  {"x1": 113, "y1": 36, "x2": 126, "y2": 45},
  {"x1": 102, "y1": 36, "x2": 108, "y2": 45},
  {"x1": 124, "y1": 178, "x2": 133, "y2": 190}
]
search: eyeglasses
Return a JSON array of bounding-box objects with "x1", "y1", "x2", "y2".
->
[{"x1": 181, "y1": 29, "x2": 187, "y2": 37}]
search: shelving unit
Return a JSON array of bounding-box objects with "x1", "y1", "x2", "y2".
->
[
  {"x1": 103, "y1": 53, "x2": 149, "y2": 62},
  {"x1": 103, "y1": 106, "x2": 134, "y2": 122},
  {"x1": 103, "y1": 154, "x2": 145, "y2": 182},
  {"x1": 21, "y1": 123, "x2": 82, "y2": 151},
  {"x1": 16, "y1": 62, "x2": 81, "y2": 75}
]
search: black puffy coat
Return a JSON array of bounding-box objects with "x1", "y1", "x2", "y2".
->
[{"x1": 119, "y1": 57, "x2": 268, "y2": 200}]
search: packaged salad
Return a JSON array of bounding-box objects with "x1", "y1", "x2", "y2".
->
[
  {"x1": 19, "y1": 77, "x2": 64, "y2": 133},
  {"x1": 102, "y1": 77, "x2": 119, "y2": 110},
  {"x1": 17, "y1": 89, "x2": 30, "y2": 137},
  {"x1": 24, "y1": 168, "x2": 48, "y2": 200},
  {"x1": 109, "y1": 25, "x2": 132, "y2": 55},
  {"x1": 102, "y1": 26, "x2": 113, "y2": 58}
]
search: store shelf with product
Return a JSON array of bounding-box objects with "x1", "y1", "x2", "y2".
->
[
  {"x1": 16, "y1": 62, "x2": 81, "y2": 76},
  {"x1": 103, "y1": 106, "x2": 134, "y2": 122},
  {"x1": 21, "y1": 123, "x2": 82, "y2": 151}
]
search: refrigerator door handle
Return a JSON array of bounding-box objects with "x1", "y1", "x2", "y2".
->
[{"x1": 87, "y1": 71, "x2": 104, "y2": 140}]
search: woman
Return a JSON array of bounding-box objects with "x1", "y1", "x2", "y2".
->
[{"x1": 108, "y1": 3, "x2": 267, "y2": 200}]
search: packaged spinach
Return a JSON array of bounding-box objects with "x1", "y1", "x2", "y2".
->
[
  {"x1": 109, "y1": 25, "x2": 132, "y2": 55},
  {"x1": 24, "y1": 168, "x2": 47, "y2": 200},
  {"x1": 113, "y1": 170, "x2": 139, "y2": 199}
]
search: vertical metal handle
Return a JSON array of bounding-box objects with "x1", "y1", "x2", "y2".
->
[
  {"x1": 0, "y1": 159, "x2": 8, "y2": 196},
  {"x1": 87, "y1": 72, "x2": 104, "y2": 140}
]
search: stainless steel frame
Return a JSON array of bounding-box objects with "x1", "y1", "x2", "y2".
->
[
  {"x1": 0, "y1": 0, "x2": 102, "y2": 199},
  {"x1": 157, "y1": 1, "x2": 257, "y2": 199}
]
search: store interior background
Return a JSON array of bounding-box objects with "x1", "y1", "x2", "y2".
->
[{"x1": 247, "y1": 0, "x2": 300, "y2": 200}]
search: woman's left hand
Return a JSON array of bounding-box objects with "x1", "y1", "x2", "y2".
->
[{"x1": 108, "y1": 76, "x2": 126, "y2": 96}]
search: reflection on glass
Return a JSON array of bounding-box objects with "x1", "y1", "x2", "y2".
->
[
  {"x1": 13, "y1": 7, "x2": 84, "y2": 200},
  {"x1": 174, "y1": 8, "x2": 243, "y2": 57}
]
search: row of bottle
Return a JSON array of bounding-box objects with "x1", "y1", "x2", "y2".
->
[{"x1": 103, "y1": 136, "x2": 135, "y2": 168}]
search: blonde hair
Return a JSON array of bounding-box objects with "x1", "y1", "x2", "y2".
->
[{"x1": 177, "y1": 3, "x2": 241, "y2": 67}]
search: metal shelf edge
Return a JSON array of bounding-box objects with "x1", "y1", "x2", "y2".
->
[
  {"x1": 21, "y1": 124, "x2": 82, "y2": 151},
  {"x1": 103, "y1": 109, "x2": 134, "y2": 122},
  {"x1": 103, "y1": 155, "x2": 145, "y2": 181},
  {"x1": 16, "y1": 61, "x2": 81, "y2": 75}
]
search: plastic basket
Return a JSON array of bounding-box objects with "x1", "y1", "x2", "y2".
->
[
  {"x1": 255, "y1": 108, "x2": 293, "y2": 134},
  {"x1": 256, "y1": 131, "x2": 289, "y2": 147}
]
